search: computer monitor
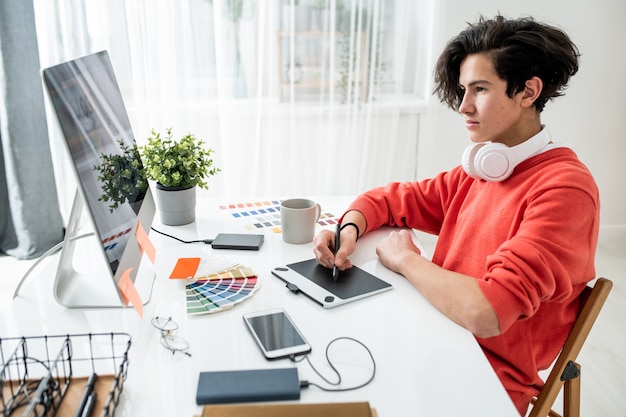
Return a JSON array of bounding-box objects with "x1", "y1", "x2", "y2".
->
[{"x1": 42, "y1": 50, "x2": 156, "y2": 308}]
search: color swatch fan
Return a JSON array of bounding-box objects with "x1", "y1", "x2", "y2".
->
[{"x1": 170, "y1": 257, "x2": 260, "y2": 315}]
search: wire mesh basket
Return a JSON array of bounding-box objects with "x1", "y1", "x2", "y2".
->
[{"x1": 0, "y1": 333, "x2": 131, "y2": 417}]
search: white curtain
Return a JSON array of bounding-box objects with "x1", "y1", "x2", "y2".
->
[{"x1": 34, "y1": 0, "x2": 434, "y2": 219}]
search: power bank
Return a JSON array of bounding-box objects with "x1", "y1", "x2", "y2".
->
[
  {"x1": 211, "y1": 233, "x2": 264, "y2": 250},
  {"x1": 196, "y1": 368, "x2": 300, "y2": 404}
]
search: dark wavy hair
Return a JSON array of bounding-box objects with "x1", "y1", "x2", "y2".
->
[{"x1": 433, "y1": 15, "x2": 580, "y2": 112}]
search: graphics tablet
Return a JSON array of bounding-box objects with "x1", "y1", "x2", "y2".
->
[{"x1": 271, "y1": 259, "x2": 392, "y2": 308}]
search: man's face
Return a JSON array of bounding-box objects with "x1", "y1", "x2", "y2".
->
[{"x1": 458, "y1": 53, "x2": 529, "y2": 147}]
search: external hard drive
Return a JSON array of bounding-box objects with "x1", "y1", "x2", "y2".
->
[{"x1": 211, "y1": 233, "x2": 264, "y2": 250}]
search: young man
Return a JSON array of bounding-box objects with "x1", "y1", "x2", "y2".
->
[{"x1": 313, "y1": 15, "x2": 599, "y2": 415}]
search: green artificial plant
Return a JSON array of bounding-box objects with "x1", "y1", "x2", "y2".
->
[{"x1": 140, "y1": 128, "x2": 220, "y2": 190}]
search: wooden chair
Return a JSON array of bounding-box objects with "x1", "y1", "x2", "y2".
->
[{"x1": 528, "y1": 277, "x2": 613, "y2": 417}]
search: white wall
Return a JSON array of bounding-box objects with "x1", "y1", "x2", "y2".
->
[{"x1": 417, "y1": 0, "x2": 626, "y2": 226}]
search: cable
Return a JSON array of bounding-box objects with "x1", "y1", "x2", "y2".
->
[
  {"x1": 292, "y1": 336, "x2": 376, "y2": 392},
  {"x1": 12, "y1": 233, "x2": 94, "y2": 300},
  {"x1": 13, "y1": 227, "x2": 211, "y2": 299},
  {"x1": 150, "y1": 227, "x2": 213, "y2": 244}
]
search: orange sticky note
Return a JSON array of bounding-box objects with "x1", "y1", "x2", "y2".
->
[
  {"x1": 135, "y1": 220, "x2": 156, "y2": 264},
  {"x1": 170, "y1": 257, "x2": 201, "y2": 279},
  {"x1": 118, "y1": 267, "x2": 143, "y2": 318}
]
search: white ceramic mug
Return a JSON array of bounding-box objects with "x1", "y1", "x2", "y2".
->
[{"x1": 280, "y1": 198, "x2": 321, "y2": 244}]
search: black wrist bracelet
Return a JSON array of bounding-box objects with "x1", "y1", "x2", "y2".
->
[{"x1": 340, "y1": 222, "x2": 360, "y2": 241}]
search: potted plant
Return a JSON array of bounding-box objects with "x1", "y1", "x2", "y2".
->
[
  {"x1": 93, "y1": 139, "x2": 148, "y2": 214},
  {"x1": 140, "y1": 128, "x2": 220, "y2": 225}
]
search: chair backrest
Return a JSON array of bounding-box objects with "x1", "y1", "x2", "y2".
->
[{"x1": 529, "y1": 277, "x2": 613, "y2": 417}]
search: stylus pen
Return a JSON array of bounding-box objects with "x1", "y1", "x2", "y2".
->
[
  {"x1": 333, "y1": 222, "x2": 340, "y2": 281},
  {"x1": 74, "y1": 373, "x2": 97, "y2": 417}
]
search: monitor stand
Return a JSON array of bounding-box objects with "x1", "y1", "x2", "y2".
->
[{"x1": 53, "y1": 190, "x2": 156, "y2": 309}]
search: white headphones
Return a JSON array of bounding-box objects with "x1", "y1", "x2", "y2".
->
[{"x1": 461, "y1": 127, "x2": 552, "y2": 182}]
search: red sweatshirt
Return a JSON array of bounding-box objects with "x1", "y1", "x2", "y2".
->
[{"x1": 347, "y1": 147, "x2": 599, "y2": 414}]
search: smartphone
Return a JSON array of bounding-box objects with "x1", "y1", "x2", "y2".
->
[{"x1": 243, "y1": 308, "x2": 312, "y2": 360}]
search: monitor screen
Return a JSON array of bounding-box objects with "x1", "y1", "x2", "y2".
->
[{"x1": 42, "y1": 50, "x2": 155, "y2": 308}]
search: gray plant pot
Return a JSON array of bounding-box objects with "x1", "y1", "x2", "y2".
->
[{"x1": 154, "y1": 184, "x2": 196, "y2": 226}]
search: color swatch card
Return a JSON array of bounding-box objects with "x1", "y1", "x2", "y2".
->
[
  {"x1": 219, "y1": 200, "x2": 338, "y2": 233},
  {"x1": 170, "y1": 256, "x2": 261, "y2": 315}
]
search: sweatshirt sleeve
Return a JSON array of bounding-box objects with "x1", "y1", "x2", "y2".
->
[{"x1": 346, "y1": 169, "x2": 466, "y2": 236}]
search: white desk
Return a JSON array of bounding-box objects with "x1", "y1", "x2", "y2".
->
[{"x1": 0, "y1": 196, "x2": 518, "y2": 416}]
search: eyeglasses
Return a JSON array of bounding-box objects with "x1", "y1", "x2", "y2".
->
[{"x1": 151, "y1": 316, "x2": 191, "y2": 357}]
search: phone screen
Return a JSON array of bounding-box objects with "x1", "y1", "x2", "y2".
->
[{"x1": 243, "y1": 309, "x2": 311, "y2": 359}]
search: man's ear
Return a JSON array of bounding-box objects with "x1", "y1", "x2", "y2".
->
[{"x1": 521, "y1": 76, "x2": 543, "y2": 108}]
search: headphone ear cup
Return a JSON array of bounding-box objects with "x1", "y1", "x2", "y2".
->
[
  {"x1": 461, "y1": 128, "x2": 552, "y2": 182},
  {"x1": 474, "y1": 142, "x2": 513, "y2": 181},
  {"x1": 462, "y1": 142, "x2": 513, "y2": 181},
  {"x1": 462, "y1": 143, "x2": 483, "y2": 179}
]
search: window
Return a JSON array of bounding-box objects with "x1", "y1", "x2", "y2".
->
[{"x1": 35, "y1": 0, "x2": 434, "y2": 204}]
